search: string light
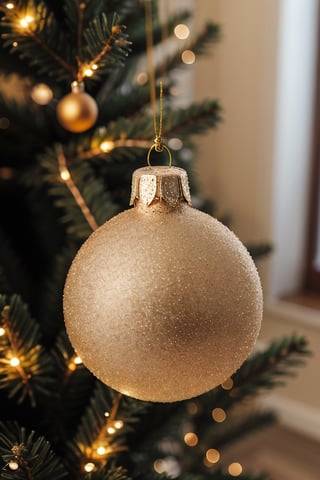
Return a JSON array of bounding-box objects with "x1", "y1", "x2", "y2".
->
[
  {"x1": 6, "y1": 2, "x2": 15, "y2": 9},
  {"x1": 19, "y1": 15, "x2": 34, "y2": 28},
  {"x1": 92, "y1": 64, "x2": 98, "y2": 70},
  {"x1": 60, "y1": 167, "x2": 71, "y2": 181},
  {"x1": 96, "y1": 446, "x2": 107, "y2": 455},
  {"x1": 221, "y1": 378, "x2": 234, "y2": 390},
  {"x1": 104, "y1": 411, "x2": 110, "y2": 417},
  {"x1": 10, "y1": 357, "x2": 20, "y2": 367},
  {"x1": 205, "y1": 448, "x2": 220, "y2": 464},
  {"x1": 228, "y1": 462, "x2": 243, "y2": 477},
  {"x1": 0, "y1": 327, "x2": 5, "y2": 336},
  {"x1": 136, "y1": 72, "x2": 148, "y2": 85},
  {"x1": 168, "y1": 138, "x2": 183, "y2": 151},
  {"x1": 107, "y1": 426, "x2": 116, "y2": 435},
  {"x1": 174, "y1": 24, "x2": 190, "y2": 40},
  {"x1": 84, "y1": 462, "x2": 95, "y2": 473},
  {"x1": 8, "y1": 460, "x2": 19, "y2": 471},
  {"x1": 181, "y1": 49, "x2": 196, "y2": 65},
  {"x1": 184, "y1": 432, "x2": 198, "y2": 447},
  {"x1": 68, "y1": 356, "x2": 82, "y2": 371},
  {"x1": 212, "y1": 407, "x2": 227, "y2": 423},
  {"x1": 114, "y1": 420, "x2": 124, "y2": 430},
  {"x1": 83, "y1": 67, "x2": 94, "y2": 77},
  {"x1": 100, "y1": 140, "x2": 115, "y2": 153},
  {"x1": 154, "y1": 459, "x2": 165, "y2": 474},
  {"x1": 31, "y1": 83, "x2": 53, "y2": 105},
  {"x1": 12, "y1": 41, "x2": 18, "y2": 47}
]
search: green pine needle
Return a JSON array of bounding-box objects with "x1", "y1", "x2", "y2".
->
[{"x1": 0, "y1": 422, "x2": 67, "y2": 480}]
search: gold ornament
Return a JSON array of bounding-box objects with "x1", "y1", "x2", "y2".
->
[
  {"x1": 63, "y1": 166, "x2": 263, "y2": 402},
  {"x1": 56, "y1": 81, "x2": 98, "y2": 133}
]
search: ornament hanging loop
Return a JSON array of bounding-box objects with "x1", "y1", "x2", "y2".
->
[{"x1": 147, "y1": 142, "x2": 172, "y2": 168}]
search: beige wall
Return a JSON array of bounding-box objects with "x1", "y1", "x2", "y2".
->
[
  {"x1": 193, "y1": 0, "x2": 320, "y2": 437},
  {"x1": 194, "y1": 0, "x2": 279, "y2": 244}
]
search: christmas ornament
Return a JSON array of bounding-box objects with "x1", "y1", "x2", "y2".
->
[
  {"x1": 56, "y1": 81, "x2": 98, "y2": 133},
  {"x1": 63, "y1": 165, "x2": 263, "y2": 403}
]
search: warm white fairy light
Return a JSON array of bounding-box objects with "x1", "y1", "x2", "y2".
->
[
  {"x1": 100, "y1": 140, "x2": 115, "y2": 153},
  {"x1": 19, "y1": 15, "x2": 34, "y2": 28},
  {"x1": 168, "y1": 138, "x2": 183, "y2": 151},
  {"x1": 221, "y1": 378, "x2": 234, "y2": 390},
  {"x1": 107, "y1": 426, "x2": 116, "y2": 435},
  {"x1": 96, "y1": 446, "x2": 107, "y2": 456},
  {"x1": 181, "y1": 49, "x2": 195, "y2": 64},
  {"x1": 136, "y1": 72, "x2": 148, "y2": 85},
  {"x1": 74, "y1": 356, "x2": 82, "y2": 365},
  {"x1": 212, "y1": 407, "x2": 227, "y2": 423},
  {"x1": 6, "y1": 2, "x2": 15, "y2": 9},
  {"x1": 228, "y1": 462, "x2": 243, "y2": 477},
  {"x1": 0, "y1": 327, "x2": 5, "y2": 336},
  {"x1": 84, "y1": 462, "x2": 95, "y2": 473},
  {"x1": 12, "y1": 41, "x2": 18, "y2": 47},
  {"x1": 10, "y1": 357, "x2": 20, "y2": 367},
  {"x1": 60, "y1": 167, "x2": 71, "y2": 181},
  {"x1": 83, "y1": 67, "x2": 94, "y2": 77},
  {"x1": 104, "y1": 411, "x2": 110, "y2": 417},
  {"x1": 184, "y1": 432, "x2": 198, "y2": 447},
  {"x1": 114, "y1": 420, "x2": 124, "y2": 430},
  {"x1": 154, "y1": 459, "x2": 165, "y2": 474},
  {"x1": 8, "y1": 460, "x2": 19, "y2": 471},
  {"x1": 205, "y1": 449, "x2": 220, "y2": 464},
  {"x1": 92, "y1": 64, "x2": 98, "y2": 70},
  {"x1": 174, "y1": 23, "x2": 190, "y2": 40},
  {"x1": 31, "y1": 83, "x2": 53, "y2": 105}
]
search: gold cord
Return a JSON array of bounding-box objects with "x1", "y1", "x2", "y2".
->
[{"x1": 144, "y1": 0, "x2": 172, "y2": 167}]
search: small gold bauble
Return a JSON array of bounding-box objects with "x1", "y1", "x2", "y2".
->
[
  {"x1": 63, "y1": 166, "x2": 263, "y2": 402},
  {"x1": 56, "y1": 81, "x2": 98, "y2": 133}
]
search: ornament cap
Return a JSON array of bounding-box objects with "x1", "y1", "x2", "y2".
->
[
  {"x1": 71, "y1": 81, "x2": 85, "y2": 93},
  {"x1": 130, "y1": 165, "x2": 192, "y2": 207}
]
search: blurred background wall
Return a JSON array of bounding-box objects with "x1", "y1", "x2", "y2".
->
[{"x1": 193, "y1": 0, "x2": 320, "y2": 439}]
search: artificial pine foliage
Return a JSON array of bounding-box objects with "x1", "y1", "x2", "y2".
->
[{"x1": 0, "y1": 1, "x2": 310, "y2": 479}]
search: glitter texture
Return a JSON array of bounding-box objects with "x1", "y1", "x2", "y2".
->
[{"x1": 64, "y1": 167, "x2": 263, "y2": 403}]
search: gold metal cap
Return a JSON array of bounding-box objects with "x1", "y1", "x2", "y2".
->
[{"x1": 129, "y1": 166, "x2": 192, "y2": 207}]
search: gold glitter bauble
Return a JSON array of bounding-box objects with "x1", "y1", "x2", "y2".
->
[
  {"x1": 56, "y1": 81, "x2": 98, "y2": 133},
  {"x1": 64, "y1": 166, "x2": 263, "y2": 402}
]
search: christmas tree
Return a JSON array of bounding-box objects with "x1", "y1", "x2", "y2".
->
[{"x1": 0, "y1": 1, "x2": 310, "y2": 479}]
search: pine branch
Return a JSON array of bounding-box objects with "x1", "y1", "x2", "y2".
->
[
  {"x1": 0, "y1": 422, "x2": 67, "y2": 480},
  {"x1": 90, "y1": 463, "x2": 133, "y2": 480},
  {"x1": 60, "y1": 99, "x2": 221, "y2": 167},
  {"x1": 0, "y1": 90, "x2": 56, "y2": 164},
  {"x1": 46, "y1": 329, "x2": 96, "y2": 445},
  {"x1": 67, "y1": 384, "x2": 126, "y2": 475},
  {"x1": 0, "y1": 295, "x2": 53, "y2": 407},
  {"x1": 79, "y1": 12, "x2": 131, "y2": 81},
  {"x1": 153, "y1": 22, "x2": 221, "y2": 81},
  {"x1": 231, "y1": 335, "x2": 310, "y2": 400},
  {"x1": 1, "y1": 1, "x2": 131, "y2": 83},
  {"x1": 1, "y1": 0, "x2": 76, "y2": 81},
  {"x1": 191, "y1": 335, "x2": 310, "y2": 432},
  {"x1": 198, "y1": 411, "x2": 276, "y2": 454},
  {"x1": 39, "y1": 145, "x2": 119, "y2": 241}
]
